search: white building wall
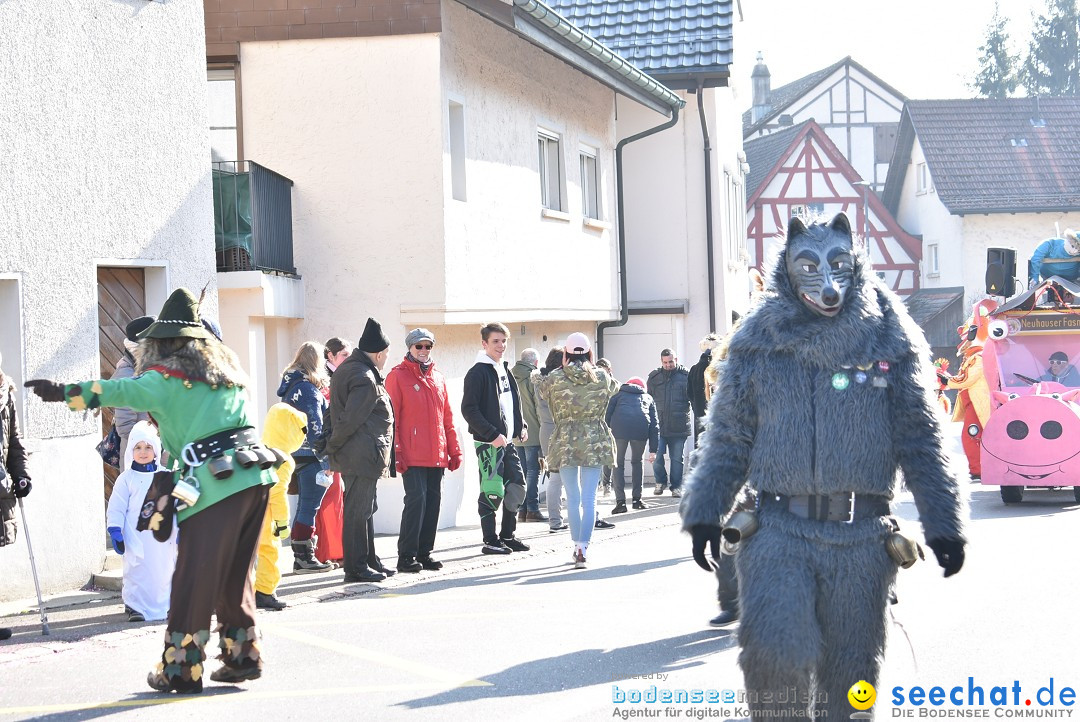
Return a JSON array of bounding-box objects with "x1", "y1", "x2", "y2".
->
[
  {"x1": 0, "y1": 0, "x2": 217, "y2": 601},
  {"x1": 439, "y1": 3, "x2": 619, "y2": 320},
  {"x1": 235, "y1": 14, "x2": 639, "y2": 531},
  {"x1": 614, "y1": 84, "x2": 747, "y2": 381},
  {"x1": 960, "y1": 214, "x2": 1080, "y2": 307},
  {"x1": 895, "y1": 139, "x2": 1079, "y2": 307}
]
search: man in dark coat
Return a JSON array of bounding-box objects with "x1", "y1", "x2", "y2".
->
[
  {"x1": 687, "y1": 334, "x2": 719, "y2": 447},
  {"x1": 1, "y1": 354, "x2": 31, "y2": 642},
  {"x1": 646, "y1": 350, "x2": 691, "y2": 497},
  {"x1": 681, "y1": 214, "x2": 966, "y2": 721},
  {"x1": 326, "y1": 318, "x2": 396, "y2": 583}
]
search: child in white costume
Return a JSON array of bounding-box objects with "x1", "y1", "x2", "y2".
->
[{"x1": 105, "y1": 421, "x2": 177, "y2": 622}]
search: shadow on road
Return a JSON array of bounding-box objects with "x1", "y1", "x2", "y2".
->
[
  {"x1": 19, "y1": 687, "x2": 247, "y2": 722},
  {"x1": 965, "y1": 487, "x2": 1079, "y2": 521},
  {"x1": 396, "y1": 629, "x2": 737, "y2": 710}
]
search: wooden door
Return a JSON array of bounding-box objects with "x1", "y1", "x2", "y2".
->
[{"x1": 97, "y1": 267, "x2": 146, "y2": 502}]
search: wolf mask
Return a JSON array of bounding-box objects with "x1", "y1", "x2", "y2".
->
[{"x1": 783, "y1": 213, "x2": 856, "y2": 318}]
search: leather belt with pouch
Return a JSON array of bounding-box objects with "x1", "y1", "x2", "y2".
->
[{"x1": 761, "y1": 491, "x2": 890, "y2": 523}]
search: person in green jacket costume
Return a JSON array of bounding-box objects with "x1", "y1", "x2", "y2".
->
[{"x1": 26, "y1": 288, "x2": 275, "y2": 694}]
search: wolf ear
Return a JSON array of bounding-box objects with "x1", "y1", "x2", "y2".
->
[
  {"x1": 786, "y1": 217, "x2": 807, "y2": 241},
  {"x1": 828, "y1": 212, "x2": 852, "y2": 236}
]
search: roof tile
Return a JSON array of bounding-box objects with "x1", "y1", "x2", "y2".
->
[{"x1": 546, "y1": 0, "x2": 733, "y2": 73}]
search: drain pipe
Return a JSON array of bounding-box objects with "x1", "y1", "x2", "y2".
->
[
  {"x1": 597, "y1": 106, "x2": 681, "y2": 358},
  {"x1": 697, "y1": 79, "x2": 717, "y2": 333}
]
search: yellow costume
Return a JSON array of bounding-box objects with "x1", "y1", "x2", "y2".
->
[{"x1": 255, "y1": 403, "x2": 307, "y2": 597}]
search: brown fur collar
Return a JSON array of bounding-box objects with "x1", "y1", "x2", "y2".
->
[{"x1": 135, "y1": 338, "x2": 250, "y2": 388}]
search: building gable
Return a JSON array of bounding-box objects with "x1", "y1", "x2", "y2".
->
[
  {"x1": 746, "y1": 120, "x2": 921, "y2": 296},
  {"x1": 883, "y1": 97, "x2": 1080, "y2": 216}
]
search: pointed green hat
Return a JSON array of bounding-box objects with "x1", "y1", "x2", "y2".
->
[{"x1": 137, "y1": 287, "x2": 212, "y2": 340}]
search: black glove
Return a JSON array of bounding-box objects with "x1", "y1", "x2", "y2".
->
[
  {"x1": 24, "y1": 379, "x2": 65, "y2": 403},
  {"x1": 690, "y1": 524, "x2": 722, "y2": 572},
  {"x1": 927, "y1": 537, "x2": 965, "y2": 577},
  {"x1": 13, "y1": 478, "x2": 31, "y2": 498}
]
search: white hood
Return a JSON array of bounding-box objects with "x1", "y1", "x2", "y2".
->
[{"x1": 123, "y1": 420, "x2": 162, "y2": 471}]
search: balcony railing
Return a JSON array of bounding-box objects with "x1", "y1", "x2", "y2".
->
[{"x1": 213, "y1": 160, "x2": 296, "y2": 275}]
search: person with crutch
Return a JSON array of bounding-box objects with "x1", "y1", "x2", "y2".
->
[{"x1": 1, "y1": 351, "x2": 34, "y2": 641}]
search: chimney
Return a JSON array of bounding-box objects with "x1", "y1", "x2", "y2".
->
[{"x1": 751, "y1": 51, "x2": 772, "y2": 123}]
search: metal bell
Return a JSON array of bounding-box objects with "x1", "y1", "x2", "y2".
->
[
  {"x1": 207, "y1": 454, "x2": 233, "y2": 480},
  {"x1": 172, "y1": 476, "x2": 201, "y2": 507},
  {"x1": 253, "y1": 446, "x2": 277, "y2": 470},
  {"x1": 233, "y1": 448, "x2": 259, "y2": 469}
]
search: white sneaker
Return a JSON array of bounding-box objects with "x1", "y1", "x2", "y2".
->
[
  {"x1": 574, "y1": 549, "x2": 586, "y2": 569},
  {"x1": 671, "y1": 488, "x2": 682, "y2": 498}
]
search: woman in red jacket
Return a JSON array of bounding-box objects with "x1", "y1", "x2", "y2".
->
[{"x1": 385, "y1": 328, "x2": 462, "y2": 573}]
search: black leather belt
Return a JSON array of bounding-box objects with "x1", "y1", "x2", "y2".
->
[
  {"x1": 760, "y1": 491, "x2": 890, "y2": 523},
  {"x1": 181, "y1": 426, "x2": 259, "y2": 467}
]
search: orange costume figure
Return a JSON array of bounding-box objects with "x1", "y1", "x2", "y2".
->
[{"x1": 945, "y1": 299, "x2": 997, "y2": 480}]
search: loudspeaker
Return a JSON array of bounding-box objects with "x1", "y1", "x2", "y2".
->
[{"x1": 986, "y1": 248, "x2": 1017, "y2": 297}]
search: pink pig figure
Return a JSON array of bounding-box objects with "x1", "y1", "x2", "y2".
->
[{"x1": 981, "y1": 383, "x2": 1080, "y2": 492}]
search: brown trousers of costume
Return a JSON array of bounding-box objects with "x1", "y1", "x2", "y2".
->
[{"x1": 160, "y1": 485, "x2": 269, "y2": 682}]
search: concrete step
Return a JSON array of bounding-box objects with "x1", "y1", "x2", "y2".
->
[
  {"x1": 93, "y1": 551, "x2": 123, "y2": 591},
  {"x1": 102, "y1": 550, "x2": 122, "y2": 572}
]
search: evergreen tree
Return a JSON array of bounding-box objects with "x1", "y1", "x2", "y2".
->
[
  {"x1": 1022, "y1": 0, "x2": 1080, "y2": 96},
  {"x1": 971, "y1": 2, "x2": 1019, "y2": 98}
]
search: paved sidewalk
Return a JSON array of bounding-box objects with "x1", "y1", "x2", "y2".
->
[{"x1": 0, "y1": 493, "x2": 684, "y2": 666}]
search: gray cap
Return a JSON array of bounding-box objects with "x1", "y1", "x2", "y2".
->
[{"x1": 405, "y1": 328, "x2": 435, "y2": 348}]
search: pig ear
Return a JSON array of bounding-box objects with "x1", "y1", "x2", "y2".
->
[
  {"x1": 1062, "y1": 389, "x2": 1080, "y2": 404},
  {"x1": 992, "y1": 391, "x2": 1012, "y2": 406}
]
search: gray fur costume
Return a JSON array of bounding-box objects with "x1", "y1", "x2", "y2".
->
[{"x1": 681, "y1": 216, "x2": 965, "y2": 721}]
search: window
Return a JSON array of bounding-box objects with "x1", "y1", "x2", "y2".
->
[
  {"x1": 448, "y1": 102, "x2": 466, "y2": 201},
  {"x1": 207, "y1": 67, "x2": 238, "y2": 163},
  {"x1": 579, "y1": 150, "x2": 599, "y2": 219},
  {"x1": 0, "y1": 277, "x2": 25, "y2": 423},
  {"x1": 927, "y1": 243, "x2": 940, "y2": 277},
  {"x1": 538, "y1": 130, "x2": 563, "y2": 211},
  {"x1": 874, "y1": 124, "x2": 898, "y2": 164},
  {"x1": 916, "y1": 162, "x2": 932, "y2": 194}
]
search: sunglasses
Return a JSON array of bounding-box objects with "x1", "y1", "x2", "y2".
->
[
  {"x1": 413, "y1": 343, "x2": 433, "y2": 350},
  {"x1": 1049, "y1": 360, "x2": 1067, "y2": 365}
]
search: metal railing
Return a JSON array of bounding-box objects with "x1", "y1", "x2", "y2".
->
[{"x1": 212, "y1": 160, "x2": 297, "y2": 275}]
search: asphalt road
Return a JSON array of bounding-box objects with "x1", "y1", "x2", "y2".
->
[{"x1": 1, "y1": 426, "x2": 1079, "y2": 721}]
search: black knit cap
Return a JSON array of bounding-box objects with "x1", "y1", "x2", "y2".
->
[
  {"x1": 124, "y1": 316, "x2": 155, "y2": 342},
  {"x1": 357, "y1": 317, "x2": 390, "y2": 353}
]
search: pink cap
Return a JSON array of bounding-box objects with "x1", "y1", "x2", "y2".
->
[
  {"x1": 626, "y1": 376, "x2": 645, "y2": 388},
  {"x1": 564, "y1": 332, "x2": 592, "y2": 354}
]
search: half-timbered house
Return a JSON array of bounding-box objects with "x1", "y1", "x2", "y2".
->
[
  {"x1": 744, "y1": 55, "x2": 906, "y2": 193},
  {"x1": 745, "y1": 119, "x2": 921, "y2": 296}
]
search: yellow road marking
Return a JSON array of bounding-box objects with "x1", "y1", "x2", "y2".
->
[
  {"x1": 262, "y1": 623, "x2": 492, "y2": 688},
  {"x1": 269, "y1": 610, "x2": 512, "y2": 626},
  {"x1": 0, "y1": 683, "x2": 478, "y2": 716}
]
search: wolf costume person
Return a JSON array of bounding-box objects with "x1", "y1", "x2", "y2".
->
[{"x1": 681, "y1": 214, "x2": 966, "y2": 721}]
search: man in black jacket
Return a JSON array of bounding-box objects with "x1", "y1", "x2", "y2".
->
[
  {"x1": 460, "y1": 323, "x2": 530, "y2": 555},
  {"x1": 646, "y1": 349, "x2": 692, "y2": 497},
  {"x1": 1, "y1": 353, "x2": 32, "y2": 642},
  {"x1": 687, "y1": 334, "x2": 719, "y2": 448}
]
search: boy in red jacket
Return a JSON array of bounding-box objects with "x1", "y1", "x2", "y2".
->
[{"x1": 385, "y1": 328, "x2": 462, "y2": 572}]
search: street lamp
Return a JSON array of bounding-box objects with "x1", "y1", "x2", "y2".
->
[{"x1": 853, "y1": 180, "x2": 871, "y2": 244}]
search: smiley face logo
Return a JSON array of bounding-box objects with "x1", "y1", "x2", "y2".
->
[{"x1": 848, "y1": 680, "x2": 876, "y2": 710}]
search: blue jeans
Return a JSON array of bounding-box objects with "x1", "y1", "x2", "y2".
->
[
  {"x1": 561, "y1": 466, "x2": 601, "y2": 546},
  {"x1": 652, "y1": 435, "x2": 686, "y2": 490},
  {"x1": 293, "y1": 459, "x2": 329, "y2": 529},
  {"x1": 517, "y1": 445, "x2": 541, "y2": 513}
]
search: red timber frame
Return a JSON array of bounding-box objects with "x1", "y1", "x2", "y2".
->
[{"x1": 746, "y1": 121, "x2": 921, "y2": 296}]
